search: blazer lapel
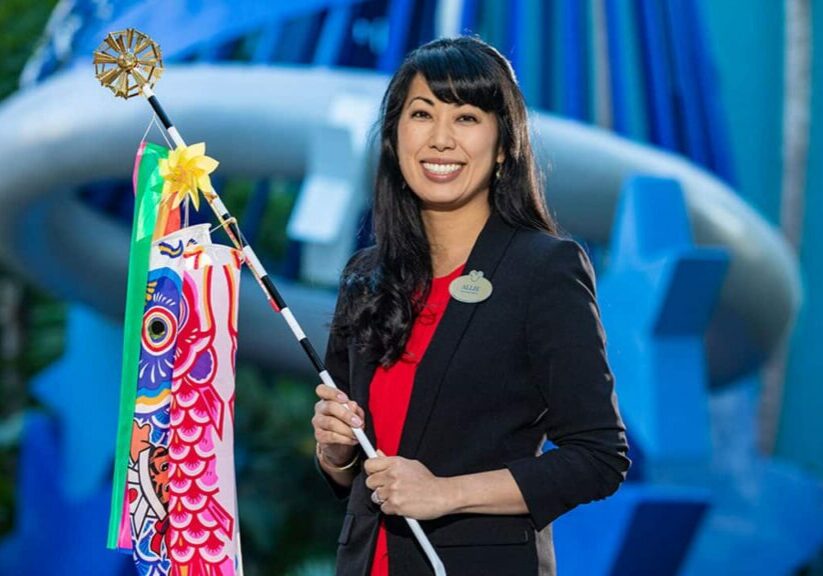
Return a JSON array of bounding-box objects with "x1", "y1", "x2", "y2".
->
[{"x1": 397, "y1": 212, "x2": 517, "y2": 458}]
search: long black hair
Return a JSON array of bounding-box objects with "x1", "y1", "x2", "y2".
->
[{"x1": 334, "y1": 36, "x2": 557, "y2": 366}]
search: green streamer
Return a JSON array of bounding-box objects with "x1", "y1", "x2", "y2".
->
[{"x1": 107, "y1": 142, "x2": 170, "y2": 548}]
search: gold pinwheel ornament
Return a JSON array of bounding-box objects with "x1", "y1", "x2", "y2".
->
[{"x1": 93, "y1": 29, "x2": 163, "y2": 99}]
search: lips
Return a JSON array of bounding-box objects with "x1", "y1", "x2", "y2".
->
[{"x1": 420, "y1": 160, "x2": 465, "y2": 183}]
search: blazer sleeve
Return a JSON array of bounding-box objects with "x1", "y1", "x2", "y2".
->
[
  {"x1": 505, "y1": 238, "x2": 630, "y2": 530},
  {"x1": 315, "y1": 249, "x2": 370, "y2": 500}
]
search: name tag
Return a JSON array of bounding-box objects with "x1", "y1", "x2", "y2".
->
[{"x1": 449, "y1": 270, "x2": 493, "y2": 304}]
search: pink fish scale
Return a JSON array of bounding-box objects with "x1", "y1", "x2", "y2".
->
[
  {"x1": 197, "y1": 510, "x2": 219, "y2": 529},
  {"x1": 202, "y1": 529, "x2": 230, "y2": 558},
  {"x1": 174, "y1": 387, "x2": 200, "y2": 408},
  {"x1": 169, "y1": 443, "x2": 190, "y2": 460},
  {"x1": 184, "y1": 526, "x2": 210, "y2": 546},
  {"x1": 200, "y1": 460, "x2": 219, "y2": 483},
  {"x1": 194, "y1": 432, "x2": 215, "y2": 457},
  {"x1": 168, "y1": 539, "x2": 195, "y2": 563},
  {"x1": 177, "y1": 424, "x2": 205, "y2": 445},
  {"x1": 195, "y1": 475, "x2": 220, "y2": 493},
  {"x1": 180, "y1": 457, "x2": 207, "y2": 478},
  {"x1": 169, "y1": 508, "x2": 192, "y2": 529},
  {"x1": 182, "y1": 492, "x2": 208, "y2": 511},
  {"x1": 189, "y1": 407, "x2": 211, "y2": 425},
  {"x1": 201, "y1": 544, "x2": 232, "y2": 565},
  {"x1": 169, "y1": 476, "x2": 191, "y2": 492}
]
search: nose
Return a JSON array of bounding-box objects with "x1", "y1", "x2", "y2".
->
[{"x1": 429, "y1": 117, "x2": 455, "y2": 151}]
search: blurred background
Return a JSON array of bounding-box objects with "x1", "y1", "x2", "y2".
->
[{"x1": 0, "y1": 0, "x2": 822, "y2": 574}]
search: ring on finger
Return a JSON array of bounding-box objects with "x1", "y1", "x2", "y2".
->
[{"x1": 371, "y1": 490, "x2": 384, "y2": 505}]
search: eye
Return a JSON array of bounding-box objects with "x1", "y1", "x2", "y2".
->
[
  {"x1": 150, "y1": 319, "x2": 165, "y2": 337},
  {"x1": 457, "y1": 114, "x2": 479, "y2": 123},
  {"x1": 142, "y1": 305, "x2": 177, "y2": 354},
  {"x1": 410, "y1": 109, "x2": 431, "y2": 119}
]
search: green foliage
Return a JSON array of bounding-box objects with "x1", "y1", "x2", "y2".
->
[
  {"x1": 257, "y1": 180, "x2": 299, "y2": 262},
  {"x1": 0, "y1": 414, "x2": 22, "y2": 536},
  {"x1": 0, "y1": 280, "x2": 67, "y2": 540},
  {"x1": 285, "y1": 558, "x2": 336, "y2": 576},
  {"x1": 17, "y1": 290, "x2": 66, "y2": 381},
  {"x1": 220, "y1": 178, "x2": 256, "y2": 221},
  {"x1": 0, "y1": 0, "x2": 59, "y2": 100}
]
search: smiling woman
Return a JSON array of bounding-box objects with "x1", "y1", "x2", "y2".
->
[
  {"x1": 398, "y1": 74, "x2": 505, "y2": 277},
  {"x1": 397, "y1": 75, "x2": 504, "y2": 219},
  {"x1": 310, "y1": 36, "x2": 629, "y2": 576}
]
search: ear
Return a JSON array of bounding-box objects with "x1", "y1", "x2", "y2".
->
[{"x1": 496, "y1": 146, "x2": 506, "y2": 164}]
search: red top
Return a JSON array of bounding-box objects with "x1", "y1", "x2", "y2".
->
[{"x1": 368, "y1": 264, "x2": 464, "y2": 576}]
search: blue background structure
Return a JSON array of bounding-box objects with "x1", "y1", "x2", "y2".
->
[{"x1": 0, "y1": 1, "x2": 822, "y2": 575}]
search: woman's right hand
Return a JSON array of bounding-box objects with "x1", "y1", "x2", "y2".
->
[{"x1": 312, "y1": 384, "x2": 365, "y2": 467}]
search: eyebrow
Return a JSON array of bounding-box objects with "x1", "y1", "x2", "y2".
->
[{"x1": 408, "y1": 96, "x2": 435, "y2": 106}]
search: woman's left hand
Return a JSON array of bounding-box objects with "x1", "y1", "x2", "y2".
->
[{"x1": 364, "y1": 451, "x2": 454, "y2": 520}]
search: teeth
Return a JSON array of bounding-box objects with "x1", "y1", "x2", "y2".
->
[{"x1": 422, "y1": 162, "x2": 462, "y2": 175}]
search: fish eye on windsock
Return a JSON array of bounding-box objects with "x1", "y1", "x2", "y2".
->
[{"x1": 150, "y1": 319, "x2": 166, "y2": 337}]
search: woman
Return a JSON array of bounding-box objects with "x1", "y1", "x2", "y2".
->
[{"x1": 312, "y1": 36, "x2": 629, "y2": 576}]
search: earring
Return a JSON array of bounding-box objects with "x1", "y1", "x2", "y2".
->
[{"x1": 495, "y1": 163, "x2": 503, "y2": 180}]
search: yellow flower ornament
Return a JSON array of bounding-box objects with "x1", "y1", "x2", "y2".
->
[{"x1": 157, "y1": 142, "x2": 219, "y2": 210}]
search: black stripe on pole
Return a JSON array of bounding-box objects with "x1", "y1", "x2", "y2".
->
[
  {"x1": 226, "y1": 218, "x2": 247, "y2": 247},
  {"x1": 262, "y1": 276, "x2": 287, "y2": 311},
  {"x1": 299, "y1": 338, "x2": 325, "y2": 373},
  {"x1": 147, "y1": 95, "x2": 173, "y2": 129}
]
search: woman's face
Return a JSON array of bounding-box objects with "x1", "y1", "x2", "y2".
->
[{"x1": 396, "y1": 74, "x2": 504, "y2": 213}]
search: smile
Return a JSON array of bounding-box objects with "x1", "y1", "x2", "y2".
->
[
  {"x1": 421, "y1": 161, "x2": 465, "y2": 182},
  {"x1": 422, "y1": 162, "x2": 462, "y2": 174}
]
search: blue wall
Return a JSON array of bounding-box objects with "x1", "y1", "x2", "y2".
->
[
  {"x1": 779, "y1": 0, "x2": 823, "y2": 479},
  {"x1": 699, "y1": 0, "x2": 783, "y2": 224}
]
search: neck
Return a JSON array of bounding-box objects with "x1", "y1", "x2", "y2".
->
[{"x1": 422, "y1": 200, "x2": 491, "y2": 277}]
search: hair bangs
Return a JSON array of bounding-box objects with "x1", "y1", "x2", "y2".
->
[{"x1": 410, "y1": 45, "x2": 501, "y2": 112}]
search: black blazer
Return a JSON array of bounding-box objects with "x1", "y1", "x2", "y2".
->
[{"x1": 322, "y1": 212, "x2": 630, "y2": 576}]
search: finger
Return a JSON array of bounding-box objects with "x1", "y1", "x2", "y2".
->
[
  {"x1": 315, "y1": 430, "x2": 359, "y2": 446},
  {"x1": 314, "y1": 429, "x2": 358, "y2": 446},
  {"x1": 364, "y1": 456, "x2": 393, "y2": 475},
  {"x1": 365, "y1": 470, "x2": 386, "y2": 488},
  {"x1": 313, "y1": 414, "x2": 358, "y2": 440},
  {"x1": 314, "y1": 418, "x2": 359, "y2": 443},
  {"x1": 376, "y1": 449, "x2": 386, "y2": 457},
  {"x1": 316, "y1": 399, "x2": 350, "y2": 420},
  {"x1": 348, "y1": 402, "x2": 366, "y2": 422},
  {"x1": 315, "y1": 383, "x2": 349, "y2": 403},
  {"x1": 318, "y1": 402, "x2": 363, "y2": 429},
  {"x1": 371, "y1": 488, "x2": 391, "y2": 507}
]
